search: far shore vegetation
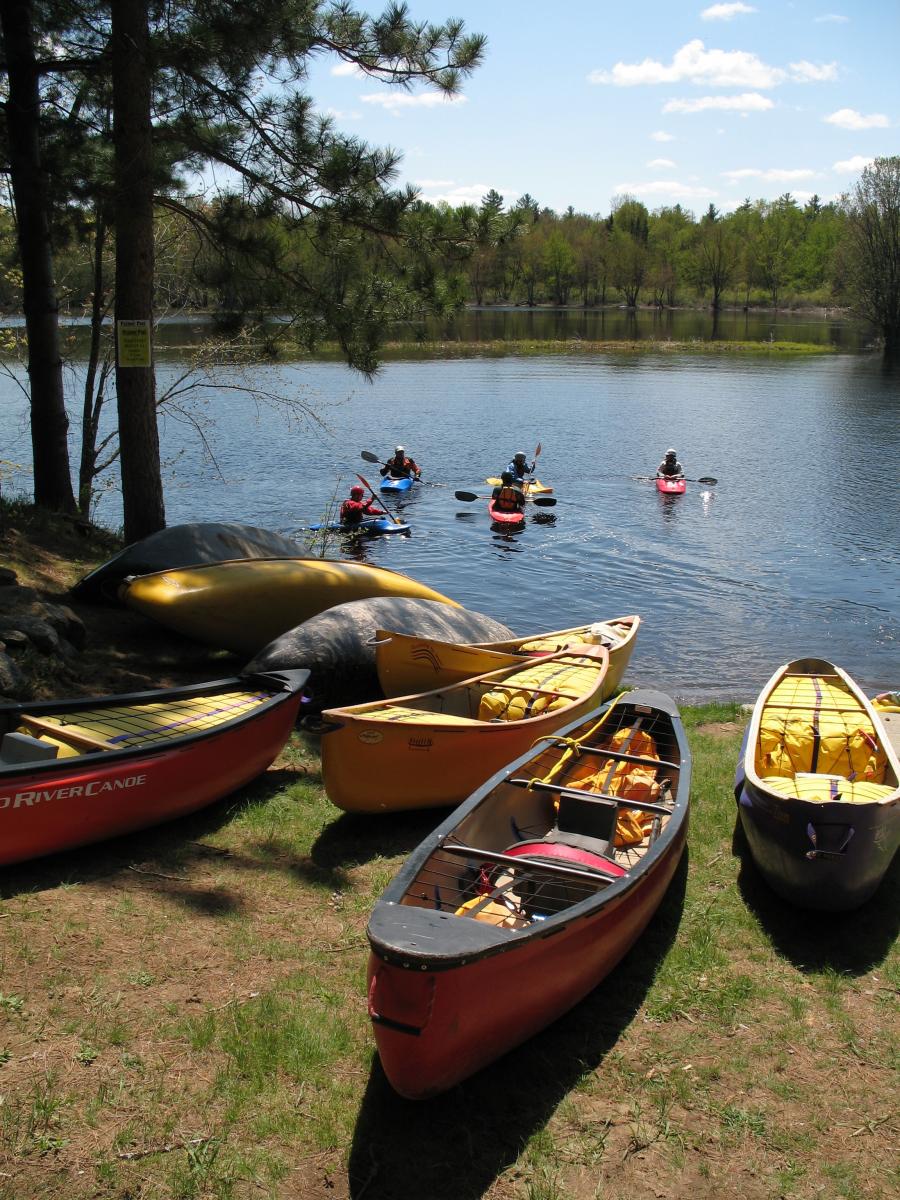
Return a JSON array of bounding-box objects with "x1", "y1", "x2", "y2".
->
[{"x1": 1, "y1": 0, "x2": 897, "y2": 544}]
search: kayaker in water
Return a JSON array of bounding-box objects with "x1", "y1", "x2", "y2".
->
[
  {"x1": 657, "y1": 448, "x2": 684, "y2": 479},
  {"x1": 340, "y1": 485, "x2": 385, "y2": 526},
  {"x1": 491, "y1": 471, "x2": 526, "y2": 513},
  {"x1": 508, "y1": 450, "x2": 535, "y2": 484},
  {"x1": 380, "y1": 446, "x2": 421, "y2": 480}
]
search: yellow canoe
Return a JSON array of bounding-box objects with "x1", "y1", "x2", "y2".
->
[
  {"x1": 120, "y1": 558, "x2": 458, "y2": 656},
  {"x1": 375, "y1": 614, "x2": 639, "y2": 699},
  {"x1": 319, "y1": 645, "x2": 610, "y2": 813}
]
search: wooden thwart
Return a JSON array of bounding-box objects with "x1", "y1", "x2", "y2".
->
[{"x1": 20, "y1": 715, "x2": 113, "y2": 753}]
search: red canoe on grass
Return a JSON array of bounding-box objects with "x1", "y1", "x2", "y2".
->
[
  {"x1": 366, "y1": 688, "x2": 691, "y2": 1098},
  {"x1": 0, "y1": 669, "x2": 309, "y2": 865}
]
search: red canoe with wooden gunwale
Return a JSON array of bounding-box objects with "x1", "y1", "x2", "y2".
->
[
  {"x1": 366, "y1": 689, "x2": 691, "y2": 1098},
  {"x1": 0, "y1": 670, "x2": 308, "y2": 865}
]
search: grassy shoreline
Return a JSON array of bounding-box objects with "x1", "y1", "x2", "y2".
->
[{"x1": 1, "y1": 508, "x2": 897, "y2": 1200}]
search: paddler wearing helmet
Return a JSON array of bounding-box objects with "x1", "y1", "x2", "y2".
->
[
  {"x1": 491, "y1": 470, "x2": 526, "y2": 513},
  {"x1": 340, "y1": 483, "x2": 385, "y2": 525},
  {"x1": 657, "y1": 448, "x2": 684, "y2": 480},
  {"x1": 380, "y1": 445, "x2": 421, "y2": 480},
  {"x1": 507, "y1": 449, "x2": 535, "y2": 484}
]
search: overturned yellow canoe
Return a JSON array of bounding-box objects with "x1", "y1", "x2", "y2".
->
[
  {"x1": 120, "y1": 558, "x2": 458, "y2": 656},
  {"x1": 319, "y1": 645, "x2": 610, "y2": 813},
  {"x1": 375, "y1": 614, "x2": 639, "y2": 699}
]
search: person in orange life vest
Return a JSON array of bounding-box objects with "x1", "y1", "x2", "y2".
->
[
  {"x1": 657, "y1": 448, "x2": 684, "y2": 480},
  {"x1": 491, "y1": 471, "x2": 526, "y2": 513},
  {"x1": 380, "y1": 445, "x2": 421, "y2": 480},
  {"x1": 340, "y1": 485, "x2": 385, "y2": 526}
]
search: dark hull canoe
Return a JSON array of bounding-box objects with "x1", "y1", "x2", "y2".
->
[
  {"x1": 734, "y1": 658, "x2": 900, "y2": 911},
  {"x1": 366, "y1": 689, "x2": 690, "y2": 1098},
  {"x1": 0, "y1": 670, "x2": 308, "y2": 865}
]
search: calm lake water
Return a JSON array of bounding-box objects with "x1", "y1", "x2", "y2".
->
[{"x1": 1, "y1": 328, "x2": 897, "y2": 701}]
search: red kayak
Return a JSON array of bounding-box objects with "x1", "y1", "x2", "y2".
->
[
  {"x1": 656, "y1": 476, "x2": 686, "y2": 496},
  {"x1": 0, "y1": 670, "x2": 308, "y2": 865},
  {"x1": 488, "y1": 499, "x2": 525, "y2": 528}
]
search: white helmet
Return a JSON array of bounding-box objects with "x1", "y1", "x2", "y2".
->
[
  {"x1": 395, "y1": 445, "x2": 404, "y2": 454},
  {"x1": 666, "y1": 448, "x2": 677, "y2": 457}
]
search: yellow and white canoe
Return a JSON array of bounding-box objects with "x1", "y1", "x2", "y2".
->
[
  {"x1": 120, "y1": 558, "x2": 458, "y2": 657},
  {"x1": 375, "y1": 615, "x2": 639, "y2": 699},
  {"x1": 319, "y1": 645, "x2": 609, "y2": 813}
]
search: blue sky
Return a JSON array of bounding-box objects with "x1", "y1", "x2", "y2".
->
[{"x1": 304, "y1": 0, "x2": 899, "y2": 215}]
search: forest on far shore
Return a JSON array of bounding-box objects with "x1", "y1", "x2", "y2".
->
[{"x1": 0, "y1": 188, "x2": 854, "y2": 328}]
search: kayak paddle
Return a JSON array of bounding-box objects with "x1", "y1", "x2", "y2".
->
[
  {"x1": 455, "y1": 490, "x2": 556, "y2": 506},
  {"x1": 355, "y1": 472, "x2": 404, "y2": 526}
]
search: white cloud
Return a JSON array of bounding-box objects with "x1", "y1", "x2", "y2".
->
[
  {"x1": 664, "y1": 93, "x2": 774, "y2": 114},
  {"x1": 789, "y1": 60, "x2": 838, "y2": 82},
  {"x1": 614, "y1": 179, "x2": 718, "y2": 200},
  {"x1": 824, "y1": 108, "x2": 889, "y2": 130},
  {"x1": 591, "y1": 39, "x2": 781, "y2": 88},
  {"x1": 723, "y1": 167, "x2": 816, "y2": 181},
  {"x1": 833, "y1": 155, "x2": 874, "y2": 173},
  {"x1": 650, "y1": 130, "x2": 675, "y2": 142},
  {"x1": 647, "y1": 158, "x2": 677, "y2": 168},
  {"x1": 701, "y1": 3, "x2": 757, "y2": 20},
  {"x1": 413, "y1": 181, "x2": 507, "y2": 206},
  {"x1": 331, "y1": 62, "x2": 363, "y2": 78},
  {"x1": 814, "y1": 14, "x2": 849, "y2": 23},
  {"x1": 360, "y1": 91, "x2": 468, "y2": 112}
]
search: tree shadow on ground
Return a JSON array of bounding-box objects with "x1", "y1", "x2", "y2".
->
[
  {"x1": 731, "y1": 817, "x2": 899, "y2": 974},
  {"x1": 347, "y1": 852, "x2": 689, "y2": 1200}
]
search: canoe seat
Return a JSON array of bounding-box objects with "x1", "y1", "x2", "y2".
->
[{"x1": 1, "y1": 732, "x2": 59, "y2": 765}]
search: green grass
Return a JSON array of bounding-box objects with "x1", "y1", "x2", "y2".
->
[{"x1": 1, "y1": 707, "x2": 897, "y2": 1199}]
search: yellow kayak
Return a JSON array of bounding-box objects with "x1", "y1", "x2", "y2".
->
[
  {"x1": 485, "y1": 477, "x2": 553, "y2": 496},
  {"x1": 319, "y1": 646, "x2": 610, "y2": 813},
  {"x1": 120, "y1": 558, "x2": 458, "y2": 656},
  {"x1": 375, "y1": 614, "x2": 639, "y2": 698}
]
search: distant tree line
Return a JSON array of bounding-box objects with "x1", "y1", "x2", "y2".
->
[{"x1": 0, "y1": 0, "x2": 897, "y2": 536}]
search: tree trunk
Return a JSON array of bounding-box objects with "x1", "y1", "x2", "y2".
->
[
  {"x1": 112, "y1": 0, "x2": 165, "y2": 540},
  {"x1": 0, "y1": 0, "x2": 76, "y2": 513}
]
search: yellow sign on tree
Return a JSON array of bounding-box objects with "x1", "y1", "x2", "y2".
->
[{"x1": 116, "y1": 320, "x2": 152, "y2": 368}]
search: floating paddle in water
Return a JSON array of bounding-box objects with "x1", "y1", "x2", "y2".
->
[{"x1": 455, "y1": 490, "x2": 556, "y2": 506}]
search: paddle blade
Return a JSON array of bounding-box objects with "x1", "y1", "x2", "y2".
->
[
  {"x1": 532, "y1": 495, "x2": 556, "y2": 506},
  {"x1": 455, "y1": 490, "x2": 480, "y2": 502},
  {"x1": 360, "y1": 450, "x2": 380, "y2": 464},
  {"x1": 697, "y1": 476, "x2": 717, "y2": 485},
  {"x1": 534, "y1": 442, "x2": 542, "y2": 460}
]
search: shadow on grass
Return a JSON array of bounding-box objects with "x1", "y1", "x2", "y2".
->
[
  {"x1": 347, "y1": 851, "x2": 688, "y2": 1200},
  {"x1": 0, "y1": 767, "x2": 339, "y2": 912},
  {"x1": 732, "y1": 818, "x2": 900, "y2": 974},
  {"x1": 311, "y1": 807, "x2": 451, "y2": 870}
]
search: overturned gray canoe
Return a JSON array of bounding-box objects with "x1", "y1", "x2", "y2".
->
[
  {"x1": 70, "y1": 522, "x2": 304, "y2": 603},
  {"x1": 245, "y1": 596, "x2": 514, "y2": 711}
]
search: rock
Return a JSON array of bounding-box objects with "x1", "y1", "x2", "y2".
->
[
  {"x1": 246, "y1": 597, "x2": 514, "y2": 711},
  {"x1": 70, "y1": 522, "x2": 306, "y2": 603},
  {"x1": 9, "y1": 615, "x2": 61, "y2": 655},
  {"x1": 39, "y1": 601, "x2": 86, "y2": 649},
  {"x1": 0, "y1": 650, "x2": 27, "y2": 699},
  {"x1": 0, "y1": 629, "x2": 28, "y2": 654}
]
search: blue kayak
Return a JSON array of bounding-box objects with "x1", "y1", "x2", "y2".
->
[
  {"x1": 309, "y1": 516, "x2": 410, "y2": 535},
  {"x1": 380, "y1": 474, "x2": 416, "y2": 493}
]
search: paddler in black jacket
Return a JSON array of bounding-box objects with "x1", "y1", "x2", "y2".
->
[{"x1": 380, "y1": 446, "x2": 421, "y2": 479}]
